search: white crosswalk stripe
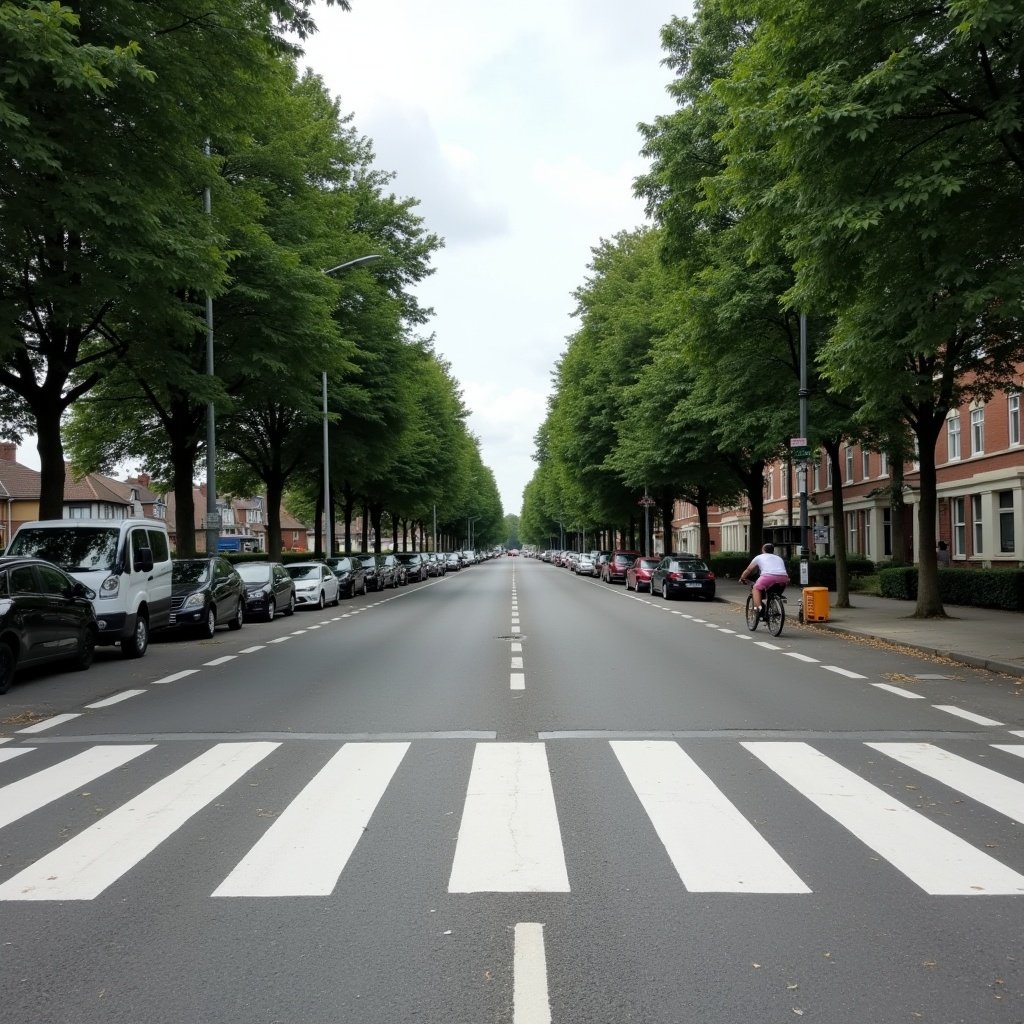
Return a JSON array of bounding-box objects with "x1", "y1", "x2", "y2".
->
[{"x1": 0, "y1": 739, "x2": 1021, "y2": 901}]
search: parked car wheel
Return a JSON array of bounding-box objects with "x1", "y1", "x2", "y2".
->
[
  {"x1": 0, "y1": 641, "x2": 17, "y2": 694},
  {"x1": 74, "y1": 627, "x2": 97, "y2": 671},
  {"x1": 662, "y1": 581, "x2": 672, "y2": 600},
  {"x1": 317, "y1": 591, "x2": 325, "y2": 610},
  {"x1": 228, "y1": 600, "x2": 244, "y2": 630},
  {"x1": 264, "y1": 597, "x2": 276, "y2": 622},
  {"x1": 121, "y1": 614, "x2": 149, "y2": 658},
  {"x1": 284, "y1": 594, "x2": 296, "y2": 616},
  {"x1": 199, "y1": 607, "x2": 217, "y2": 639}
]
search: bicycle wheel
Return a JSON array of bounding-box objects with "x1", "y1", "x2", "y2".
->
[
  {"x1": 745, "y1": 594, "x2": 760, "y2": 631},
  {"x1": 766, "y1": 594, "x2": 785, "y2": 637}
]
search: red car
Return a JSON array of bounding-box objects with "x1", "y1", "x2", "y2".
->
[
  {"x1": 601, "y1": 549, "x2": 640, "y2": 584},
  {"x1": 625, "y1": 556, "x2": 661, "y2": 592}
]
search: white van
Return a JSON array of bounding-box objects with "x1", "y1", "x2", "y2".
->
[{"x1": 6, "y1": 519, "x2": 173, "y2": 658}]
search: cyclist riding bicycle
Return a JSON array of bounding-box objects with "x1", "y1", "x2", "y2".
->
[{"x1": 738, "y1": 542, "x2": 790, "y2": 619}]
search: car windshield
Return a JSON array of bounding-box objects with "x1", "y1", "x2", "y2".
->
[
  {"x1": 287, "y1": 565, "x2": 319, "y2": 580},
  {"x1": 638, "y1": 558, "x2": 660, "y2": 569},
  {"x1": 173, "y1": 560, "x2": 210, "y2": 585},
  {"x1": 396, "y1": 555, "x2": 417, "y2": 564},
  {"x1": 674, "y1": 559, "x2": 709, "y2": 571},
  {"x1": 7, "y1": 526, "x2": 120, "y2": 572},
  {"x1": 360, "y1": 558, "x2": 376, "y2": 568},
  {"x1": 328, "y1": 559, "x2": 352, "y2": 571},
  {"x1": 236, "y1": 564, "x2": 271, "y2": 584}
]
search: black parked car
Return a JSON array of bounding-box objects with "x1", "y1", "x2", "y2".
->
[
  {"x1": 326, "y1": 556, "x2": 367, "y2": 598},
  {"x1": 357, "y1": 554, "x2": 387, "y2": 591},
  {"x1": 0, "y1": 557, "x2": 99, "y2": 694},
  {"x1": 236, "y1": 561, "x2": 296, "y2": 621},
  {"x1": 395, "y1": 552, "x2": 429, "y2": 583},
  {"x1": 651, "y1": 555, "x2": 717, "y2": 601},
  {"x1": 170, "y1": 557, "x2": 245, "y2": 637},
  {"x1": 378, "y1": 553, "x2": 404, "y2": 587}
]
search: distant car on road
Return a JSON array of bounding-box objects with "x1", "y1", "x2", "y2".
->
[
  {"x1": 651, "y1": 555, "x2": 716, "y2": 601},
  {"x1": 601, "y1": 550, "x2": 639, "y2": 584},
  {"x1": 236, "y1": 561, "x2": 296, "y2": 621},
  {"x1": 286, "y1": 562, "x2": 340, "y2": 609},
  {"x1": 625, "y1": 556, "x2": 661, "y2": 592},
  {"x1": 170, "y1": 557, "x2": 245, "y2": 637}
]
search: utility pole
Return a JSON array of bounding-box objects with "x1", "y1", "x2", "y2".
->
[{"x1": 798, "y1": 313, "x2": 810, "y2": 586}]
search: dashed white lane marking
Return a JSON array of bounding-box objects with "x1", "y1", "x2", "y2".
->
[
  {"x1": 152, "y1": 669, "x2": 199, "y2": 685},
  {"x1": 18, "y1": 714, "x2": 81, "y2": 734},
  {"x1": 870, "y1": 743, "x2": 1024, "y2": 825},
  {"x1": 268, "y1": 636, "x2": 290, "y2": 644},
  {"x1": 718, "y1": 628, "x2": 737, "y2": 635},
  {"x1": 306, "y1": 625, "x2": 321, "y2": 631},
  {"x1": 511, "y1": 657, "x2": 524, "y2": 670},
  {"x1": 613, "y1": 740, "x2": 809, "y2": 893},
  {"x1": 514, "y1": 923, "x2": 553, "y2": 1024},
  {"x1": 213, "y1": 742, "x2": 409, "y2": 897},
  {"x1": 239, "y1": 645, "x2": 265, "y2": 654},
  {"x1": 754, "y1": 642, "x2": 781, "y2": 651},
  {"x1": 290, "y1": 629, "x2": 307, "y2": 635},
  {"x1": 785, "y1": 653, "x2": 819, "y2": 663},
  {"x1": 204, "y1": 656, "x2": 236, "y2": 667},
  {"x1": 872, "y1": 683, "x2": 926, "y2": 699},
  {"x1": 932, "y1": 705, "x2": 1002, "y2": 727},
  {"x1": 448, "y1": 743, "x2": 569, "y2": 893},
  {"x1": 745, "y1": 741, "x2": 1024, "y2": 895},
  {"x1": 319, "y1": 620, "x2": 332, "y2": 625},
  {"x1": 85, "y1": 689, "x2": 147, "y2": 709},
  {"x1": 0, "y1": 746, "x2": 30, "y2": 763},
  {"x1": 0, "y1": 745, "x2": 153, "y2": 830},
  {"x1": 511, "y1": 642, "x2": 522, "y2": 653},
  {"x1": 511, "y1": 673, "x2": 525, "y2": 691},
  {"x1": 821, "y1": 666, "x2": 867, "y2": 679}
]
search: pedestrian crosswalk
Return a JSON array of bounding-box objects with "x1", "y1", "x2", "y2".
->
[{"x1": 0, "y1": 738, "x2": 1021, "y2": 901}]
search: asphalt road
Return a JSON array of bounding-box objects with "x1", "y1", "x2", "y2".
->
[{"x1": 1, "y1": 557, "x2": 1022, "y2": 1024}]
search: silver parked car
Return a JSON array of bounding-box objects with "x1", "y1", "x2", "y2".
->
[{"x1": 285, "y1": 562, "x2": 340, "y2": 610}]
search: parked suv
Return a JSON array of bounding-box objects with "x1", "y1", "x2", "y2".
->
[{"x1": 601, "y1": 549, "x2": 640, "y2": 584}]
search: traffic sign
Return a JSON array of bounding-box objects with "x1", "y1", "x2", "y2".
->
[
  {"x1": 790, "y1": 437, "x2": 807, "y2": 447},
  {"x1": 790, "y1": 445, "x2": 811, "y2": 461},
  {"x1": 638, "y1": 496, "x2": 656, "y2": 507}
]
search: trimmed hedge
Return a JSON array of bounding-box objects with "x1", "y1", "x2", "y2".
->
[
  {"x1": 710, "y1": 552, "x2": 875, "y2": 590},
  {"x1": 879, "y1": 566, "x2": 1024, "y2": 610}
]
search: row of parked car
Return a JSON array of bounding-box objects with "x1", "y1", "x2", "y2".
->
[
  {"x1": 535, "y1": 548, "x2": 717, "y2": 601},
  {"x1": 0, "y1": 515, "x2": 492, "y2": 695}
]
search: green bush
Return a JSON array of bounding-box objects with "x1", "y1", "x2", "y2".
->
[{"x1": 878, "y1": 566, "x2": 1024, "y2": 609}]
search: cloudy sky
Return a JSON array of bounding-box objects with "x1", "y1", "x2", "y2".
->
[{"x1": 301, "y1": 0, "x2": 689, "y2": 514}]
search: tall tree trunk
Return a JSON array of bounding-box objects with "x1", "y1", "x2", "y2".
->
[
  {"x1": 369, "y1": 504, "x2": 383, "y2": 553},
  {"x1": 912, "y1": 409, "x2": 946, "y2": 618},
  {"x1": 34, "y1": 407, "x2": 67, "y2": 521},
  {"x1": 361, "y1": 503, "x2": 369, "y2": 552},
  {"x1": 264, "y1": 477, "x2": 284, "y2": 562},
  {"x1": 823, "y1": 438, "x2": 849, "y2": 608},
  {"x1": 888, "y1": 450, "x2": 907, "y2": 565}
]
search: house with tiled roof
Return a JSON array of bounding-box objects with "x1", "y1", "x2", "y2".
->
[{"x1": 0, "y1": 442, "x2": 42, "y2": 549}]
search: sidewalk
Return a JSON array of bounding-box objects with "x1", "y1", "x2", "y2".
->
[{"x1": 722, "y1": 582, "x2": 1024, "y2": 680}]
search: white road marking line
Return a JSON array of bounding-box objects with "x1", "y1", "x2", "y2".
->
[
  {"x1": 291, "y1": 629, "x2": 307, "y2": 635},
  {"x1": 821, "y1": 666, "x2": 867, "y2": 679},
  {"x1": 511, "y1": 657, "x2": 524, "y2": 670},
  {"x1": 0, "y1": 747, "x2": 32, "y2": 764},
  {"x1": 785, "y1": 653, "x2": 819, "y2": 663},
  {"x1": 718, "y1": 628, "x2": 736, "y2": 634},
  {"x1": 0, "y1": 745, "x2": 153, "y2": 831},
  {"x1": 514, "y1": 923, "x2": 553, "y2": 1024},
  {"x1": 744, "y1": 741, "x2": 1024, "y2": 895},
  {"x1": 735, "y1": 634, "x2": 753, "y2": 641},
  {"x1": 511, "y1": 642, "x2": 523, "y2": 653},
  {"x1": 85, "y1": 690, "x2": 147, "y2": 709},
  {"x1": 612, "y1": 740, "x2": 809, "y2": 893},
  {"x1": 932, "y1": 705, "x2": 1002, "y2": 727},
  {"x1": 995, "y1": 744, "x2": 1024, "y2": 758},
  {"x1": 0, "y1": 738, "x2": 10, "y2": 745},
  {"x1": 151, "y1": 669, "x2": 199, "y2": 685},
  {"x1": 448, "y1": 743, "x2": 569, "y2": 893},
  {"x1": 754, "y1": 642, "x2": 781, "y2": 651},
  {"x1": 18, "y1": 714, "x2": 81, "y2": 734},
  {"x1": 319, "y1": 620, "x2": 332, "y2": 625},
  {"x1": 872, "y1": 683, "x2": 925, "y2": 700},
  {"x1": 0, "y1": 742, "x2": 279, "y2": 900},
  {"x1": 1010, "y1": 732, "x2": 1024, "y2": 739},
  {"x1": 306, "y1": 625, "x2": 321, "y2": 630},
  {"x1": 204, "y1": 656, "x2": 236, "y2": 667},
  {"x1": 511, "y1": 673, "x2": 526, "y2": 691},
  {"x1": 239, "y1": 645, "x2": 265, "y2": 654},
  {"x1": 268, "y1": 636, "x2": 290, "y2": 644},
  {"x1": 869, "y1": 743, "x2": 1024, "y2": 825},
  {"x1": 691, "y1": 618, "x2": 707, "y2": 624},
  {"x1": 214, "y1": 742, "x2": 409, "y2": 897}
]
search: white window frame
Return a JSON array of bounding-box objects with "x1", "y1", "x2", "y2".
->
[
  {"x1": 780, "y1": 464, "x2": 788, "y2": 498},
  {"x1": 845, "y1": 446, "x2": 854, "y2": 483},
  {"x1": 952, "y1": 497, "x2": 966, "y2": 557},
  {"x1": 862, "y1": 450, "x2": 870, "y2": 478},
  {"x1": 970, "y1": 406, "x2": 984, "y2": 455},
  {"x1": 999, "y1": 491, "x2": 1015, "y2": 554},
  {"x1": 972, "y1": 494, "x2": 983, "y2": 555},
  {"x1": 947, "y1": 411, "x2": 960, "y2": 461},
  {"x1": 1010, "y1": 394, "x2": 1020, "y2": 447},
  {"x1": 880, "y1": 452, "x2": 888, "y2": 477}
]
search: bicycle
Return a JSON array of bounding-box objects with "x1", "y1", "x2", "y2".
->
[{"x1": 744, "y1": 580, "x2": 786, "y2": 637}]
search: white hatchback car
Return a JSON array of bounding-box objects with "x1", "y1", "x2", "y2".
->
[{"x1": 285, "y1": 562, "x2": 340, "y2": 610}]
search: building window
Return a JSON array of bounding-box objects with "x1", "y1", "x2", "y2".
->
[
  {"x1": 812, "y1": 462, "x2": 820, "y2": 492},
  {"x1": 880, "y1": 452, "x2": 888, "y2": 477},
  {"x1": 67, "y1": 505, "x2": 90, "y2": 519},
  {"x1": 947, "y1": 412, "x2": 961, "y2": 461},
  {"x1": 848, "y1": 511, "x2": 858, "y2": 554},
  {"x1": 764, "y1": 471, "x2": 774, "y2": 501},
  {"x1": 845, "y1": 446, "x2": 854, "y2": 483},
  {"x1": 780, "y1": 464, "x2": 788, "y2": 498},
  {"x1": 826, "y1": 458, "x2": 833, "y2": 488},
  {"x1": 883, "y1": 507, "x2": 892, "y2": 557},
  {"x1": 1010, "y1": 394, "x2": 1020, "y2": 447},
  {"x1": 972, "y1": 494, "x2": 983, "y2": 555},
  {"x1": 999, "y1": 491, "x2": 1015, "y2": 553},
  {"x1": 952, "y1": 497, "x2": 966, "y2": 556},
  {"x1": 862, "y1": 450, "x2": 871, "y2": 478},
  {"x1": 971, "y1": 407, "x2": 984, "y2": 455}
]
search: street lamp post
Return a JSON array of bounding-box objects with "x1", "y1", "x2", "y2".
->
[
  {"x1": 468, "y1": 515, "x2": 480, "y2": 550},
  {"x1": 203, "y1": 138, "x2": 220, "y2": 555},
  {"x1": 321, "y1": 254, "x2": 383, "y2": 557}
]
